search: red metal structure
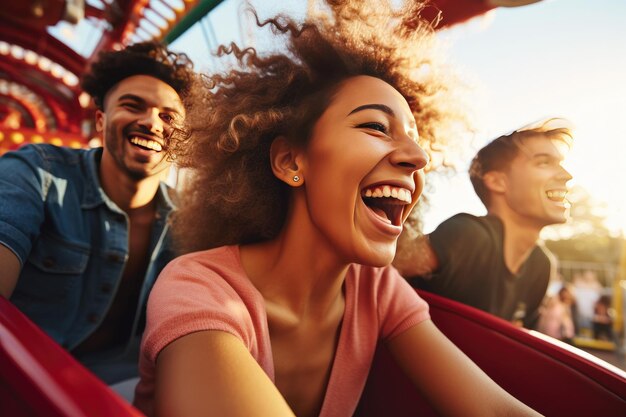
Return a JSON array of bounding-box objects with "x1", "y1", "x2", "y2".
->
[
  {"x1": 0, "y1": 0, "x2": 538, "y2": 155},
  {"x1": 0, "y1": 0, "x2": 210, "y2": 155}
]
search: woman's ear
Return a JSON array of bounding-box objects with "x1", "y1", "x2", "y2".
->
[
  {"x1": 483, "y1": 170, "x2": 507, "y2": 194},
  {"x1": 270, "y1": 136, "x2": 304, "y2": 187}
]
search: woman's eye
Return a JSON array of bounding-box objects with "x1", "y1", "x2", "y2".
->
[
  {"x1": 358, "y1": 122, "x2": 388, "y2": 134},
  {"x1": 161, "y1": 113, "x2": 174, "y2": 123}
]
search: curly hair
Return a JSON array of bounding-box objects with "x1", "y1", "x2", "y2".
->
[
  {"x1": 81, "y1": 41, "x2": 194, "y2": 109},
  {"x1": 172, "y1": 0, "x2": 469, "y2": 254}
]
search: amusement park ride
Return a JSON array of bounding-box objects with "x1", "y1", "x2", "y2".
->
[
  {"x1": 0, "y1": 0, "x2": 210, "y2": 154},
  {"x1": 0, "y1": 0, "x2": 539, "y2": 155},
  {"x1": 0, "y1": 1, "x2": 625, "y2": 416}
]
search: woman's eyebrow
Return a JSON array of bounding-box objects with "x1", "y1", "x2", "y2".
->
[{"x1": 347, "y1": 103, "x2": 395, "y2": 117}]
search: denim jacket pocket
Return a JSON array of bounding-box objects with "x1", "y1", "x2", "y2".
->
[
  {"x1": 13, "y1": 235, "x2": 91, "y2": 341},
  {"x1": 28, "y1": 234, "x2": 90, "y2": 274}
]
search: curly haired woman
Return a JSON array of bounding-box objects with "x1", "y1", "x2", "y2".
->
[{"x1": 133, "y1": 2, "x2": 542, "y2": 416}]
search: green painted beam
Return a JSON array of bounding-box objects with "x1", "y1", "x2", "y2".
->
[{"x1": 164, "y1": 0, "x2": 225, "y2": 44}]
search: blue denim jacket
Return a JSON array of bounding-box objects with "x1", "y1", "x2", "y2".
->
[{"x1": 0, "y1": 144, "x2": 176, "y2": 355}]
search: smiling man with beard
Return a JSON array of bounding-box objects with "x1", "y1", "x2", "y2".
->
[
  {"x1": 0, "y1": 42, "x2": 194, "y2": 384},
  {"x1": 395, "y1": 118, "x2": 573, "y2": 329}
]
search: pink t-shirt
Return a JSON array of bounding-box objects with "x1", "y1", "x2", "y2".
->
[{"x1": 134, "y1": 246, "x2": 429, "y2": 417}]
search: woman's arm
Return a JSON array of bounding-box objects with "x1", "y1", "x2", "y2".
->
[
  {"x1": 155, "y1": 330, "x2": 296, "y2": 417},
  {"x1": 387, "y1": 320, "x2": 543, "y2": 417}
]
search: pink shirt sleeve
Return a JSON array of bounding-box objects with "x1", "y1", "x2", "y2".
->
[
  {"x1": 141, "y1": 250, "x2": 258, "y2": 364},
  {"x1": 135, "y1": 247, "x2": 272, "y2": 416},
  {"x1": 315, "y1": 264, "x2": 430, "y2": 417},
  {"x1": 374, "y1": 265, "x2": 430, "y2": 341}
]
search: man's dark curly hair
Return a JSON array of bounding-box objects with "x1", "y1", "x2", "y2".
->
[{"x1": 81, "y1": 41, "x2": 194, "y2": 109}]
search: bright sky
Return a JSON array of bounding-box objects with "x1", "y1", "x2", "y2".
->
[
  {"x1": 171, "y1": 0, "x2": 626, "y2": 235},
  {"x1": 432, "y1": 0, "x2": 626, "y2": 235}
]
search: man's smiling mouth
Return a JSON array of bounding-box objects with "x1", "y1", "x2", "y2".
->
[
  {"x1": 129, "y1": 136, "x2": 163, "y2": 152},
  {"x1": 546, "y1": 189, "x2": 567, "y2": 201},
  {"x1": 361, "y1": 185, "x2": 412, "y2": 226}
]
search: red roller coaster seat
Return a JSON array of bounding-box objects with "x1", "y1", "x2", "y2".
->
[
  {"x1": 0, "y1": 296, "x2": 141, "y2": 417},
  {"x1": 355, "y1": 290, "x2": 626, "y2": 417},
  {"x1": 1, "y1": 290, "x2": 625, "y2": 417}
]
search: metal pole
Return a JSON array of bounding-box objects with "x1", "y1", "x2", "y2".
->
[{"x1": 164, "y1": 0, "x2": 225, "y2": 45}]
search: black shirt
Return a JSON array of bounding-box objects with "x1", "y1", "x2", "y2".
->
[{"x1": 410, "y1": 213, "x2": 552, "y2": 328}]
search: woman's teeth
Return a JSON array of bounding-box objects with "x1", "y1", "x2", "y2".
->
[{"x1": 362, "y1": 185, "x2": 412, "y2": 203}]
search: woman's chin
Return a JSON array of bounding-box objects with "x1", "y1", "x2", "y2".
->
[{"x1": 356, "y1": 246, "x2": 396, "y2": 268}]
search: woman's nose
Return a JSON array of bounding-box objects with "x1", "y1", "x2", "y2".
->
[{"x1": 390, "y1": 136, "x2": 429, "y2": 172}]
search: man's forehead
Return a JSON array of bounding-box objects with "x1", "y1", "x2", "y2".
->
[
  {"x1": 104, "y1": 75, "x2": 183, "y2": 110},
  {"x1": 516, "y1": 135, "x2": 569, "y2": 159}
]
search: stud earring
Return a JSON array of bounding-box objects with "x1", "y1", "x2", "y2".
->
[{"x1": 293, "y1": 175, "x2": 300, "y2": 182}]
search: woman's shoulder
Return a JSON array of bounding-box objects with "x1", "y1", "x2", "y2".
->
[
  {"x1": 167, "y1": 245, "x2": 241, "y2": 271},
  {"x1": 142, "y1": 246, "x2": 263, "y2": 365},
  {"x1": 152, "y1": 245, "x2": 255, "y2": 306},
  {"x1": 347, "y1": 264, "x2": 416, "y2": 299},
  {"x1": 348, "y1": 264, "x2": 429, "y2": 339}
]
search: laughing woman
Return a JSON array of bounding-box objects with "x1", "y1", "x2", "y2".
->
[{"x1": 133, "y1": 2, "x2": 542, "y2": 416}]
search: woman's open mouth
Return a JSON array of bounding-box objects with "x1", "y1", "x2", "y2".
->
[{"x1": 361, "y1": 185, "x2": 412, "y2": 227}]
